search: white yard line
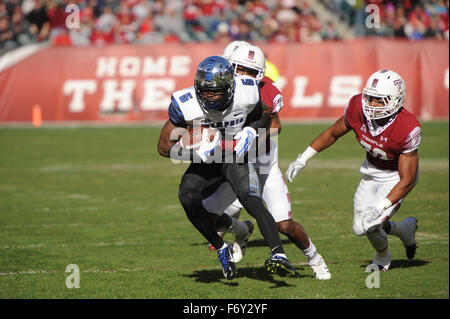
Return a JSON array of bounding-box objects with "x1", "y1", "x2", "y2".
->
[
  {"x1": 0, "y1": 241, "x2": 146, "y2": 250},
  {"x1": 0, "y1": 262, "x2": 310, "y2": 277}
]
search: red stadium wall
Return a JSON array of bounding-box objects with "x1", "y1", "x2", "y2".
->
[{"x1": 0, "y1": 39, "x2": 448, "y2": 123}]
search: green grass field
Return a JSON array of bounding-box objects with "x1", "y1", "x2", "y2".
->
[{"x1": 0, "y1": 121, "x2": 448, "y2": 299}]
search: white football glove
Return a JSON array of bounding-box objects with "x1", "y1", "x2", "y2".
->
[
  {"x1": 361, "y1": 207, "x2": 384, "y2": 233},
  {"x1": 361, "y1": 198, "x2": 392, "y2": 233},
  {"x1": 195, "y1": 128, "x2": 220, "y2": 162},
  {"x1": 286, "y1": 154, "x2": 307, "y2": 182},
  {"x1": 234, "y1": 127, "x2": 257, "y2": 158}
]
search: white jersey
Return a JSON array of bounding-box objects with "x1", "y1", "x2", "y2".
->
[{"x1": 168, "y1": 75, "x2": 260, "y2": 138}]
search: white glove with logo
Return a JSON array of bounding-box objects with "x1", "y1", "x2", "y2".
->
[
  {"x1": 361, "y1": 198, "x2": 393, "y2": 233},
  {"x1": 361, "y1": 207, "x2": 383, "y2": 233},
  {"x1": 195, "y1": 128, "x2": 220, "y2": 162},
  {"x1": 234, "y1": 127, "x2": 257, "y2": 158}
]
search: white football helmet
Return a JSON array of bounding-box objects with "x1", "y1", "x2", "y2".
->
[
  {"x1": 362, "y1": 70, "x2": 406, "y2": 121},
  {"x1": 229, "y1": 44, "x2": 266, "y2": 84},
  {"x1": 223, "y1": 41, "x2": 250, "y2": 60}
]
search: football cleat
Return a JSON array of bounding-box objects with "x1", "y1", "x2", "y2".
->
[
  {"x1": 405, "y1": 242, "x2": 417, "y2": 260},
  {"x1": 308, "y1": 254, "x2": 331, "y2": 280},
  {"x1": 370, "y1": 249, "x2": 392, "y2": 271},
  {"x1": 398, "y1": 217, "x2": 418, "y2": 259},
  {"x1": 265, "y1": 254, "x2": 298, "y2": 277},
  {"x1": 232, "y1": 220, "x2": 254, "y2": 263},
  {"x1": 217, "y1": 243, "x2": 236, "y2": 280}
]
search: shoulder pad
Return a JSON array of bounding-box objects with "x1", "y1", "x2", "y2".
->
[
  {"x1": 234, "y1": 76, "x2": 260, "y2": 107},
  {"x1": 170, "y1": 87, "x2": 203, "y2": 123}
]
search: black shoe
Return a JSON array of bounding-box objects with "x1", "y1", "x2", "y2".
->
[
  {"x1": 401, "y1": 217, "x2": 418, "y2": 259},
  {"x1": 265, "y1": 254, "x2": 298, "y2": 277},
  {"x1": 405, "y1": 242, "x2": 417, "y2": 260}
]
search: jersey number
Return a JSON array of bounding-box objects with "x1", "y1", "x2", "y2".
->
[
  {"x1": 241, "y1": 78, "x2": 254, "y2": 86},
  {"x1": 179, "y1": 92, "x2": 193, "y2": 103},
  {"x1": 359, "y1": 140, "x2": 388, "y2": 160}
]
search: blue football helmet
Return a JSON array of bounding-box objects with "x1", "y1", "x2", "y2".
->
[{"x1": 194, "y1": 56, "x2": 235, "y2": 112}]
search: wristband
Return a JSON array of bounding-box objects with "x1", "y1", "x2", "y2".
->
[
  {"x1": 377, "y1": 197, "x2": 393, "y2": 211},
  {"x1": 298, "y1": 146, "x2": 318, "y2": 163}
]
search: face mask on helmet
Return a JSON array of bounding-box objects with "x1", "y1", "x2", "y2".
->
[
  {"x1": 229, "y1": 44, "x2": 266, "y2": 84},
  {"x1": 362, "y1": 70, "x2": 406, "y2": 121},
  {"x1": 194, "y1": 56, "x2": 235, "y2": 112}
]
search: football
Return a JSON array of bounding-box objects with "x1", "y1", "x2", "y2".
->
[{"x1": 179, "y1": 126, "x2": 219, "y2": 150}]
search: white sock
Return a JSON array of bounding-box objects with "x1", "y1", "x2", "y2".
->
[{"x1": 302, "y1": 239, "x2": 318, "y2": 261}]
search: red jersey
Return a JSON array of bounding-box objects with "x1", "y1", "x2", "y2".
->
[
  {"x1": 259, "y1": 76, "x2": 283, "y2": 114},
  {"x1": 344, "y1": 94, "x2": 421, "y2": 171}
]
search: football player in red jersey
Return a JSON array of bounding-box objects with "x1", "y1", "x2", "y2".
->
[
  {"x1": 286, "y1": 70, "x2": 421, "y2": 271},
  {"x1": 203, "y1": 42, "x2": 331, "y2": 280}
]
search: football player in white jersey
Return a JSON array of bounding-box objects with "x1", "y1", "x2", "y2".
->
[
  {"x1": 157, "y1": 56, "x2": 297, "y2": 280},
  {"x1": 202, "y1": 43, "x2": 331, "y2": 280},
  {"x1": 286, "y1": 70, "x2": 421, "y2": 271}
]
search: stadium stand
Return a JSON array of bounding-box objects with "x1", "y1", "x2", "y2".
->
[
  {"x1": 319, "y1": 0, "x2": 449, "y2": 39},
  {"x1": 0, "y1": 0, "x2": 448, "y2": 55}
]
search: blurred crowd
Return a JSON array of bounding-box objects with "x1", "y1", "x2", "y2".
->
[
  {"x1": 323, "y1": 0, "x2": 449, "y2": 39},
  {"x1": 0, "y1": 0, "x2": 341, "y2": 51},
  {"x1": 0, "y1": 0, "x2": 448, "y2": 53}
]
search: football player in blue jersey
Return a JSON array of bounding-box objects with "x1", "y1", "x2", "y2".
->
[{"x1": 157, "y1": 56, "x2": 297, "y2": 280}]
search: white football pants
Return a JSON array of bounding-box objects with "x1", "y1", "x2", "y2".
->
[{"x1": 353, "y1": 174, "x2": 404, "y2": 236}]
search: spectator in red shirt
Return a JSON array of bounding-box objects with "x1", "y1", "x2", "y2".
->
[{"x1": 52, "y1": 28, "x2": 71, "y2": 46}]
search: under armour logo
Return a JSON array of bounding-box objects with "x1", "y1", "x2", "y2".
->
[
  {"x1": 360, "y1": 124, "x2": 367, "y2": 133},
  {"x1": 380, "y1": 136, "x2": 388, "y2": 142}
]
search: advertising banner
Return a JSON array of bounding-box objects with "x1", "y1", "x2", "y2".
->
[{"x1": 0, "y1": 39, "x2": 448, "y2": 123}]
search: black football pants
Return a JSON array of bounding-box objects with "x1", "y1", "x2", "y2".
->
[{"x1": 178, "y1": 162, "x2": 284, "y2": 255}]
